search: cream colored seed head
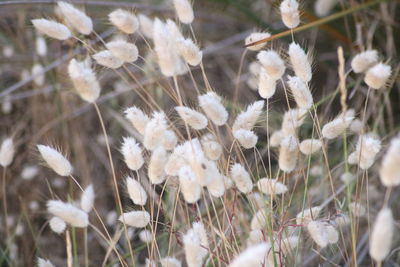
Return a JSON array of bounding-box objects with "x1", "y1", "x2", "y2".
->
[
  {"x1": 257, "y1": 50, "x2": 286, "y2": 80},
  {"x1": 57, "y1": 2, "x2": 93, "y2": 35},
  {"x1": 380, "y1": 135, "x2": 400, "y2": 187},
  {"x1": 108, "y1": 9, "x2": 139, "y2": 34},
  {"x1": 49, "y1": 216, "x2": 66, "y2": 234},
  {"x1": 230, "y1": 163, "x2": 253, "y2": 194},
  {"x1": 173, "y1": 0, "x2": 194, "y2": 24},
  {"x1": 0, "y1": 137, "x2": 14, "y2": 167},
  {"x1": 32, "y1": 19, "x2": 71, "y2": 40},
  {"x1": 280, "y1": 0, "x2": 300, "y2": 29},
  {"x1": 364, "y1": 63, "x2": 391, "y2": 89},
  {"x1": 161, "y1": 257, "x2": 182, "y2": 267},
  {"x1": 93, "y1": 50, "x2": 124, "y2": 69},
  {"x1": 124, "y1": 106, "x2": 149, "y2": 135},
  {"x1": 80, "y1": 184, "x2": 95, "y2": 213},
  {"x1": 369, "y1": 207, "x2": 393, "y2": 262},
  {"x1": 126, "y1": 176, "x2": 147, "y2": 206},
  {"x1": 138, "y1": 14, "x2": 154, "y2": 39},
  {"x1": 198, "y1": 92, "x2": 228, "y2": 126},
  {"x1": 233, "y1": 129, "x2": 258, "y2": 149},
  {"x1": 32, "y1": 63, "x2": 45, "y2": 87},
  {"x1": 175, "y1": 106, "x2": 208, "y2": 130},
  {"x1": 269, "y1": 130, "x2": 284, "y2": 147},
  {"x1": 38, "y1": 258, "x2": 55, "y2": 267},
  {"x1": 118, "y1": 210, "x2": 150, "y2": 228},
  {"x1": 299, "y1": 139, "x2": 322, "y2": 155},
  {"x1": 245, "y1": 32, "x2": 271, "y2": 51},
  {"x1": 37, "y1": 145, "x2": 72, "y2": 176},
  {"x1": 288, "y1": 42, "x2": 312, "y2": 83},
  {"x1": 314, "y1": 0, "x2": 338, "y2": 17},
  {"x1": 232, "y1": 100, "x2": 264, "y2": 132},
  {"x1": 178, "y1": 38, "x2": 203, "y2": 66},
  {"x1": 47, "y1": 200, "x2": 88, "y2": 228},
  {"x1": 229, "y1": 242, "x2": 273, "y2": 267},
  {"x1": 120, "y1": 137, "x2": 144, "y2": 171},
  {"x1": 258, "y1": 68, "x2": 277, "y2": 99},
  {"x1": 143, "y1": 111, "x2": 168, "y2": 150},
  {"x1": 279, "y1": 135, "x2": 299, "y2": 172},
  {"x1": 287, "y1": 75, "x2": 313, "y2": 109},
  {"x1": 106, "y1": 40, "x2": 139, "y2": 63},
  {"x1": 178, "y1": 165, "x2": 202, "y2": 203},
  {"x1": 148, "y1": 146, "x2": 168, "y2": 184},
  {"x1": 257, "y1": 178, "x2": 288, "y2": 195},
  {"x1": 351, "y1": 50, "x2": 378, "y2": 73},
  {"x1": 296, "y1": 206, "x2": 322, "y2": 225},
  {"x1": 201, "y1": 134, "x2": 223, "y2": 161}
]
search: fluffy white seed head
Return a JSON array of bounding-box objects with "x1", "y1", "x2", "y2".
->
[
  {"x1": 106, "y1": 40, "x2": 139, "y2": 63},
  {"x1": 287, "y1": 75, "x2": 313, "y2": 109},
  {"x1": 68, "y1": 58, "x2": 101, "y2": 103},
  {"x1": 349, "y1": 202, "x2": 366, "y2": 217},
  {"x1": 289, "y1": 42, "x2": 312, "y2": 83},
  {"x1": 173, "y1": 0, "x2": 194, "y2": 24},
  {"x1": 126, "y1": 177, "x2": 147, "y2": 205},
  {"x1": 198, "y1": 92, "x2": 228, "y2": 126},
  {"x1": 245, "y1": 32, "x2": 271, "y2": 51},
  {"x1": 165, "y1": 144, "x2": 187, "y2": 176},
  {"x1": 108, "y1": 9, "x2": 139, "y2": 34},
  {"x1": 250, "y1": 209, "x2": 268, "y2": 230},
  {"x1": 281, "y1": 108, "x2": 307, "y2": 136},
  {"x1": 38, "y1": 258, "x2": 55, "y2": 267},
  {"x1": 143, "y1": 111, "x2": 168, "y2": 150},
  {"x1": 179, "y1": 165, "x2": 202, "y2": 203},
  {"x1": 93, "y1": 50, "x2": 124, "y2": 69},
  {"x1": 49, "y1": 216, "x2": 66, "y2": 234},
  {"x1": 351, "y1": 50, "x2": 378, "y2": 73},
  {"x1": 270, "y1": 130, "x2": 284, "y2": 147},
  {"x1": 348, "y1": 134, "x2": 381, "y2": 169},
  {"x1": 80, "y1": 185, "x2": 95, "y2": 213},
  {"x1": 314, "y1": 0, "x2": 338, "y2": 17},
  {"x1": 183, "y1": 223, "x2": 208, "y2": 267},
  {"x1": 176, "y1": 106, "x2": 208, "y2": 130},
  {"x1": 299, "y1": 139, "x2": 322, "y2": 155},
  {"x1": 36, "y1": 36, "x2": 47, "y2": 56},
  {"x1": 380, "y1": 135, "x2": 400, "y2": 187},
  {"x1": 279, "y1": 135, "x2": 299, "y2": 172},
  {"x1": 206, "y1": 167, "x2": 226, "y2": 198},
  {"x1": 350, "y1": 118, "x2": 363, "y2": 134},
  {"x1": 258, "y1": 68, "x2": 277, "y2": 99},
  {"x1": 121, "y1": 137, "x2": 144, "y2": 171},
  {"x1": 296, "y1": 206, "x2": 322, "y2": 225},
  {"x1": 369, "y1": 207, "x2": 393, "y2": 262},
  {"x1": 148, "y1": 146, "x2": 168, "y2": 184},
  {"x1": 47, "y1": 200, "x2": 88, "y2": 228},
  {"x1": 257, "y1": 178, "x2": 288, "y2": 195},
  {"x1": 32, "y1": 63, "x2": 45, "y2": 86},
  {"x1": 234, "y1": 129, "x2": 258, "y2": 149},
  {"x1": 21, "y1": 165, "x2": 39, "y2": 180},
  {"x1": 177, "y1": 38, "x2": 202, "y2": 66},
  {"x1": 307, "y1": 220, "x2": 338, "y2": 248},
  {"x1": 280, "y1": 0, "x2": 300, "y2": 29},
  {"x1": 124, "y1": 106, "x2": 149, "y2": 135},
  {"x1": 229, "y1": 242, "x2": 272, "y2": 267},
  {"x1": 32, "y1": 19, "x2": 71, "y2": 40},
  {"x1": 57, "y1": 2, "x2": 92, "y2": 35},
  {"x1": 322, "y1": 115, "x2": 353, "y2": 139},
  {"x1": 119, "y1": 210, "x2": 150, "y2": 228},
  {"x1": 138, "y1": 14, "x2": 154, "y2": 39},
  {"x1": 139, "y1": 230, "x2": 153, "y2": 243},
  {"x1": 0, "y1": 137, "x2": 14, "y2": 167},
  {"x1": 37, "y1": 145, "x2": 72, "y2": 176},
  {"x1": 161, "y1": 257, "x2": 182, "y2": 267},
  {"x1": 230, "y1": 163, "x2": 253, "y2": 194},
  {"x1": 257, "y1": 50, "x2": 286, "y2": 80},
  {"x1": 163, "y1": 130, "x2": 178, "y2": 150},
  {"x1": 201, "y1": 134, "x2": 222, "y2": 161},
  {"x1": 340, "y1": 172, "x2": 355, "y2": 184},
  {"x1": 232, "y1": 100, "x2": 264, "y2": 132},
  {"x1": 364, "y1": 63, "x2": 391, "y2": 89}
]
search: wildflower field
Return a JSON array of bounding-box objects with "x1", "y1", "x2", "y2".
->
[{"x1": 0, "y1": 0, "x2": 399, "y2": 266}]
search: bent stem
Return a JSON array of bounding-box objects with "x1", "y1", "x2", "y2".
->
[
  {"x1": 2, "y1": 167, "x2": 9, "y2": 242},
  {"x1": 93, "y1": 102, "x2": 135, "y2": 265}
]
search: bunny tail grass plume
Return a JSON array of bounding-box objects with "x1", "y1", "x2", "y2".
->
[
  {"x1": 178, "y1": 165, "x2": 202, "y2": 203},
  {"x1": 349, "y1": 134, "x2": 381, "y2": 170},
  {"x1": 279, "y1": 135, "x2": 299, "y2": 172},
  {"x1": 233, "y1": 129, "x2": 258, "y2": 149},
  {"x1": 281, "y1": 108, "x2": 307, "y2": 136},
  {"x1": 314, "y1": 0, "x2": 338, "y2": 17},
  {"x1": 207, "y1": 172, "x2": 226, "y2": 198},
  {"x1": 250, "y1": 209, "x2": 268, "y2": 230},
  {"x1": 364, "y1": 63, "x2": 391, "y2": 89},
  {"x1": 178, "y1": 38, "x2": 203, "y2": 66},
  {"x1": 321, "y1": 114, "x2": 353, "y2": 139},
  {"x1": 230, "y1": 163, "x2": 253, "y2": 194},
  {"x1": 289, "y1": 42, "x2": 312, "y2": 83},
  {"x1": 232, "y1": 100, "x2": 264, "y2": 132},
  {"x1": 369, "y1": 207, "x2": 393, "y2": 262},
  {"x1": 93, "y1": 50, "x2": 124, "y2": 69},
  {"x1": 173, "y1": 0, "x2": 194, "y2": 24},
  {"x1": 139, "y1": 230, "x2": 152, "y2": 243},
  {"x1": 307, "y1": 220, "x2": 338, "y2": 248},
  {"x1": 258, "y1": 68, "x2": 277, "y2": 99},
  {"x1": 183, "y1": 222, "x2": 208, "y2": 267},
  {"x1": 198, "y1": 92, "x2": 228, "y2": 126},
  {"x1": 229, "y1": 242, "x2": 272, "y2": 267},
  {"x1": 32, "y1": 63, "x2": 45, "y2": 86},
  {"x1": 36, "y1": 36, "x2": 47, "y2": 57},
  {"x1": 47, "y1": 200, "x2": 88, "y2": 228},
  {"x1": 380, "y1": 135, "x2": 400, "y2": 187},
  {"x1": 124, "y1": 106, "x2": 149, "y2": 135},
  {"x1": 340, "y1": 172, "x2": 355, "y2": 184},
  {"x1": 287, "y1": 75, "x2": 313, "y2": 109},
  {"x1": 80, "y1": 184, "x2": 95, "y2": 212},
  {"x1": 270, "y1": 130, "x2": 284, "y2": 147},
  {"x1": 201, "y1": 134, "x2": 222, "y2": 161},
  {"x1": 153, "y1": 19, "x2": 187, "y2": 77},
  {"x1": 0, "y1": 137, "x2": 14, "y2": 167},
  {"x1": 49, "y1": 216, "x2": 66, "y2": 234},
  {"x1": 299, "y1": 139, "x2": 322, "y2": 155},
  {"x1": 118, "y1": 210, "x2": 150, "y2": 228},
  {"x1": 138, "y1": 14, "x2": 154, "y2": 39},
  {"x1": 144, "y1": 111, "x2": 168, "y2": 150},
  {"x1": 37, "y1": 145, "x2": 72, "y2": 176},
  {"x1": 108, "y1": 9, "x2": 139, "y2": 34},
  {"x1": 280, "y1": 0, "x2": 300, "y2": 29},
  {"x1": 68, "y1": 58, "x2": 101, "y2": 103},
  {"x1": 120, "y1": 137, "x2": 144, "y2": 171},
  {"x1": 57, "y1": 2, "x2": 92, "y2": 35},
  {"x1": 106, "y1": 40, "x2": 139, "y2": 63},
  {"x1": 148, "y1": 146, "x2": 168, "y2": 184},
  {"x1": 257, "y1": 50, "x2": 285, "y2": 80},
  {"x1": 351, "y1": 50, "x2": 378, "y2": 73},
  {"x1": 257, "y1": 178, "x2": 288, "y2": 195},
  {"x1": 245, "y1": 32, "x2": 271, "y2": 51},
  {"x1": 175, "y1": 106, "x2": 208, "y2": 130},
  {"x1": 32, "y1": 19, "x2": 71, "y2": 40},
  {"x1": 349, "y1": 202, "x2": 366, "y2": 217},
  {"x1": 37, "y1": 258, "x2": 55, "y2": 267},
  {"x1": 161, "y1": 257, "x2": 182, "y2": 267},
  {"x1": 296, "y1": 206, "x2": 322, "y2": 224},
  {"x1": 165, "y1": 144, "x2": 187, "y2": 176},
  {"x1": 126, "y1": 176, "x2": 147, "y2": 205}
]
